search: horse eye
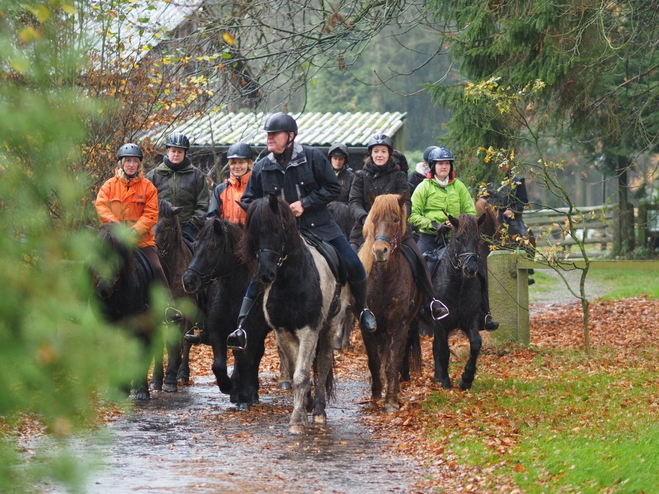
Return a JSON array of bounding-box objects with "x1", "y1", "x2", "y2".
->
[{"x1": 393, "y1": 218, "x2": 400, "y2": 223}]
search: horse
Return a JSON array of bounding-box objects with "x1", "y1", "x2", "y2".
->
[
  {"x1": 240, "y1": 195, "x2": 350, "y2": 434},
  {"x1": 328, "y1": 200, "x2": 356, "y2": 352},
  {"x1": 151, "y1": 199, "x2": 194, "y2": 392},
  {"x1": 90, "y1": 223, "x2": 155, "y2": 400},
  {"x1": 358, "y1": 193, "x2": 422, "y2": 412},
  {"x1": 431, "y1": 213, "x2": 487, "y2": 390},
  {"x1": 182, "y1": 217, "x2": 269, "y2": 408}
]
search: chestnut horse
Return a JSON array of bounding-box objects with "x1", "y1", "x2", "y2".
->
[{"x1": 359, "y1": 193, "x2": 422, "y2": 412}]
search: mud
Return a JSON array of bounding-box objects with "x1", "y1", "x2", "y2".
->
[{"x1": 45, "y1": 369, "x2": 423, "y2": 494}]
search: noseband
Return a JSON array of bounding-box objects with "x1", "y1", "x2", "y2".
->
[
  {"x1": 451, "y1": 251, "x2": 480, "y2": 270},
  {"x1": 257, "y1": 246, "x2": 288, "y2": 267}
]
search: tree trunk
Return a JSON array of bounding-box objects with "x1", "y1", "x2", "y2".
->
[{"x1": 613, "y1": 155, "x2": 635, "y2": 256}]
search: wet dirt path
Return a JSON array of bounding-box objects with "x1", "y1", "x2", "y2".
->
[{"x1": 79, "y1": 367, "x2": 424, "y2": 494}]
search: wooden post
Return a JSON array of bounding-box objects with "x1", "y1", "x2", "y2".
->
[{"x1": 487, "y1": 250, "x2": 530, "y2": 346}]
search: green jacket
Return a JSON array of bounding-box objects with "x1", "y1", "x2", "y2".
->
[
  {"x1": 146, "y1": 161, "x2": 209, "y2": 226},
  {"x1": 409, "y1": 177, "x2": 476, "y2": 234}
]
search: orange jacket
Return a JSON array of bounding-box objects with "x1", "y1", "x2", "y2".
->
[
  {"x1": 95, "y1": 169, "x2": 159, "y2": 248},
  {"x1": 208, "y1": 171, "x2": 251, "y2": 225}
]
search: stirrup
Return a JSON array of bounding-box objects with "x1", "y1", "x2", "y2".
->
[
  {"x1": 484, "y1": 313, "x2": 499, "y2": 331},
  {"x1": 165, "y1": 307, "x2": 183, "y2": 324},
  {"x1": 430, "y1": 298, "x2": 449, "y2": 320},
  {"x1": 358, "y1": 308, "x2": 377, "y2": 333},
  {"x1": 227, "y1": 327, "x2": 247, "y2": 351}
]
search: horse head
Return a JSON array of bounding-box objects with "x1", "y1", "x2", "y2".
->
[
  {"x1": 446, "y1": 213, "x2": 483, "y2": 279},
  {"x1": 154, "y1": 199, "x2": 183, "y2": 257},
  {"x1": 363, "y1": 192, "x2": 407, "y2": 265},
  {"x1": 92, "y1": 224, "x2": 136, "y2": 300},
  {"x1": 242, "y1": 194, "x2": 296, "y2": 286},
  {"x1": 183, "y1": 217, "x2": 242, "y2": 293}
]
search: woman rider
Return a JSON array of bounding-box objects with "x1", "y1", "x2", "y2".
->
[
  {"x1": 226, "y1": 113, "x2": 377, "y2": 351},
  {"x1": 207, "y1": 142, "x2": 254, "y2": 225},
  {"x1": 95, "y1": 143, "x2": 179, "y2": 320},
  {"x1": 348, "y1": 134, "x2": 449, "y2": 322},
  {"x1": 409, "y1": 146, "x2": 499, "y2": 331}
]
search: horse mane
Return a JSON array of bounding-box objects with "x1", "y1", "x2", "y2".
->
[
  {"x1": 98, "y1": 223, "x2": 135, "y2": 275},
  {"x1": 240, "y1": 195, "x2": 297, "y2": 268},
  {"x1": 359, "y1": 194, "x2": 407, "y2": 274},
  {"x1": 474, "y1": 197, "x2": 497, "y2": 240},
  {"x1": 454, "y1": 213, "x2": 480, "y2": 238}
]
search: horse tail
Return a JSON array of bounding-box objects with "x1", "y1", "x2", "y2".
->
[{"x1": 406, "y1": 320, "x2": 423, "y2": 375}]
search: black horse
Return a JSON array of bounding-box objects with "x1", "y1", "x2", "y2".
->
[
  {"x1": 151, "y1": 199, "x2": 194, "y2": 392},
  {"x1": 240, "y1": 195, "x2": 350, "y2": 434},
  {"x1": 91, "y1": 223, "x2": 155, "y2": 400},
  {"x1": 432, "y1": 213, "x2": 487, "y2": 390},
  {"x1": 182, "y1": 217, "x2": 268, "y2": 408}
]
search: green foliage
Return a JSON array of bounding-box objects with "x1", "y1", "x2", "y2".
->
[{"x1": 0, "y1": 1, "x2": 144, "y2": 490}]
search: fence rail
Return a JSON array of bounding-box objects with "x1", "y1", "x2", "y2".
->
[{"x1": 524, "y1": 204, "x2": 614, "y2": 246}]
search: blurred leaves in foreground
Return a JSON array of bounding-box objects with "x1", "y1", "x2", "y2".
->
[{"x1": 0, "y1": 1, "x2": 146, "y2": 491}]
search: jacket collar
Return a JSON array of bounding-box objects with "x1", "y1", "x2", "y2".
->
[
  {"x1": 228, "y1": 170, "x2": 251, "y2": 186},
  {"x1": 263, "y1": 142, "x2": 306, "y2": 171}
]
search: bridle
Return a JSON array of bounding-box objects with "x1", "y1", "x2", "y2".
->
[{"x1": 374, "y1": 220, "x2": 401, "y2": 252}]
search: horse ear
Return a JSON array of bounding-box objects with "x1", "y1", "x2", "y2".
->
[
  {"x1": 398, "y1": 189, "x2": 408, "y2": 207},
  {"x1": 367, "y1": 191, "x2": 376, "y2": 204},
  {"x1": 448, "y1": 215, "x2": 459, "y2": 229},
  {"x1": 237, "y1": 201, "x2": 249, "y2": 212},
  {"x1": 171, "y1": 206, "x2": 183, "y2": 215},
  {"x1": 477, "y1": 212, "x2": 487, "y2": 226},
  {"x1": 268, "y1": 193, "x2": 279, "y2": 212}
]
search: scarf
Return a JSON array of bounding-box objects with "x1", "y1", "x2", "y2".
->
[{"x1": 163, "y1": 155, "x2": 191, "y2": 172}]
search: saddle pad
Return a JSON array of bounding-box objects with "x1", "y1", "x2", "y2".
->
[{"x1": 134, "y1": 248, "x2": 156, "y2": 284}]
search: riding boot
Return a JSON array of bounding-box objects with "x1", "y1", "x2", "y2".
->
[
  {"x1": 226, "y1": 296, "x2": 256, "y2": 351},
  {"x1": 350, "y1": 277, "x2": 377, "y2": 333},
  {"x1": 405, "y1": 236, "x2": 449, "y2": 322}
]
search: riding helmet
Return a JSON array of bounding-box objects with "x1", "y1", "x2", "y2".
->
[
  {"x1": 328, "y1": 143, "x2": 349, "y2": 159},
  {"x1": 367, "y1": 134, "x2": 393, "y2": 153},
  {"x1": 117, "y1": 143, "x2": 143, "y2": 160},
  {"x1": 428, "y1": 147, "x2": 455, "y2": 163},
  {"x1": 263, "y1": 113, "x2": 298, "y2": 135},
  {"x1": 227, "y1": 142, "x2": 254, "y2": 160},
  {"x1": 423, "y1": 145, "x2": 439, "y2": 163},
  {"x1": 165, "y1": 132, "x2": 190, "y2": 150}
]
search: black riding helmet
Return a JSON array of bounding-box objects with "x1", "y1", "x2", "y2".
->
[
  {"x1": 165, "y1": 132, "x2": 190, "y2": 150},
  {"x1": 227, "y1": 142, "x2": 254, "y2": 160},
  {"x1": 367, "y1": 134, "x2": 393, "y2": 154},
  {"x1": 328, "y1": 143, "x2": 349, "y2": 159},
  {"x1": 117, "y1": 143, "x2": 143, "y2": 160},
  {"x1": 423, "y1": 145, "x2": 439, "y2": 163},
  {"x1": 263, "y1": 113, "x2": 298, "y2": 135},
  {"x1": 428, "y1": 147, "x2": 455, "y2": 178}
]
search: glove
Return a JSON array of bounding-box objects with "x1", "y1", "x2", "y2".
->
[{"x1": 431, "y1": 221, "x2": 442, "y2": 232}]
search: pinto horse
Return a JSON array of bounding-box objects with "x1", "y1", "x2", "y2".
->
[
  {"x1": 240, "y1": 195, "x2": 350, "y2": 434},
  {"x1": 91, "y1": 224, "x2": 155, "y2": 400},
  {"x1": 432, "y1": 213, "x2": 487, "y2": 390},
  {"x1": 151, "y1": 199, "x2": 194, "y2": 392},
  {"x1": 359, "y1": 193, "x2": 422, "y2": 412},
  {"x1": 182, "y1": 217, "x2": 269, "y2": 408}
]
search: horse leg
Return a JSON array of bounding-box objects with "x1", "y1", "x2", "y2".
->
[
  {"x1": 384, "y1": 329, "x2": 407, "y2": 413},
  {"x1": 231, "y1": 309, "x2": 269, "y2": 408},
  {"x1": 362, "y1": 331, "x2": 384, "y2": 399},
  {"x1": 177, "y1": 339, "x2": 191, "y2": 383},
  {"x1": 163, "y1": 321, "x2": 188, "y2": 392},
  {"x1": 458, "y1": 324, "x2": 482, "y2": 391},
  {"x1": 277, "y1": 338, "x2": 293, "y2": 390},
  {"x1": 432, "y1": 325, "x2": 452, "y2": 389},
  {"x1": 133, "y1": 329, "x2": 152, "y2": 400},
  {"x1": 149, "y1": 344, "x2": 164, "y2": 391},
  {"x1": 312, "y1": 323, "x2": 337, "y2": 424},
  {"x1": 279, "y1": 328, "x2": 316, "y2": 435},
  {"x1": 209, "y1": 330, "x2": 232, "y2": 395}
]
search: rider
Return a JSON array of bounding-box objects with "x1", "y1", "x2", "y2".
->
[
  {"x1": 409, "y1": 146, "x2": 499, "y2": 331},
  {"x1": 327, "y1": 142, "x2": 353, "y2": 204},
  {"x1": 226, "y1": 113, "x2": 377, "y2": 351},
  {"x1": 207, "y1": 142, "x2": 254, "y2": 225},
  {"x1": 95, "y1": 143, "x2": 175, "y2": 305},
  {"x1": 146, "y1": 133, "x2": 209, "y2": 242},
  {"x1": 409, "y1": 146, "x2": 438, "y2": 194},
  {"x1": 348, "y1": 134, "x2": 449, "y2": 322}
]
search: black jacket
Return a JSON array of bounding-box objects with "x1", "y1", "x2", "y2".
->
[
  {"x1": 348, "y1": 158, "x2": 410, "y2": 246},
  {"x1": 241, "y1": 142, "x2": 344, "y2": 241},
  {"x1": 335, "y1": 166, "x2": 354, "y2": 204}
]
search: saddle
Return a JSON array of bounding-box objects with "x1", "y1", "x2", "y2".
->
[
  {"x1": 301, "y1": 231, "x2": 348, "y2": 286},
  {"x1": 134, "y1": 248, "x2": 156, "y2": 284},
  {"x1": 422, "y1": 245, "x2": 446, "y2": 280}
]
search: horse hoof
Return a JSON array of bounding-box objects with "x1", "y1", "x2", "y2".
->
[
  {"x1": 177, "y1": 373, "x2": 190, "y2": 383},
  {"x1": 163, "y1": 383, "x2": 177, "y2": 393},
  {"x1": 313, "y1": 413, "x2": 327, "y2": 424},
  {"x1": 458, "y1": 379, "x2": 473, "y2": 390},
  {"x1": 384, "y1": 403, "x2": 399, "y2": 413},
  {"x1": 236, "y1": 402, "x2": 251, "y2": 411},
  {"x1": 289, "y1": 424, "x2": 306, "y2": 435},
  {"x1": 149, "y1": 381, "x2": 162, "y2": 391},
  {"x1": 279, "y1": 381, "x2": 292, "y2": 390},
  {"x1": 132, "y1": 391, "x2": 150, "y2": 401}
]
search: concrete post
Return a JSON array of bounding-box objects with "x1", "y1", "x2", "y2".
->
[{"x1": 487, "y1": 250, "x2": 530, "y2": 346}]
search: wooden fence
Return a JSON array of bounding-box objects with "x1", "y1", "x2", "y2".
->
[{"x1": 524, "y1": 204, "x2": 614, "y2": 247}]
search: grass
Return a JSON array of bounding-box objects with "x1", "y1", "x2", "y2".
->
[
  {"x1": 528, "y1": 268, "x2": 659, "y2": 300},
  {"x1": 422, "y1": 348, "x2": 659, "y2": 492}
]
